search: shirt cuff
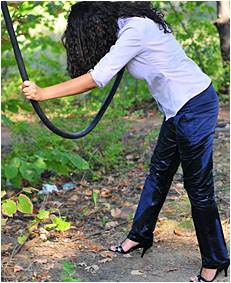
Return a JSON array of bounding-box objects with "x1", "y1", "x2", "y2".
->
[
  {"x1": 89, "y1": 64, "x2": 113, "y2": 88},
  {"x1": 88, "y1": 69, "x2": 103, "y2": 88}
]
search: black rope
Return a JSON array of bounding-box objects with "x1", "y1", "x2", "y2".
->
[{"x1": 1, "y1": 1, "x2": 124, "y2": 139}]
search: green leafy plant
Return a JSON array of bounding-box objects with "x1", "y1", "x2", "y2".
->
[
  {"x1": 2, "y1": 155, "x2": 47, "y2": 187},
  {"x1": 17, "y1": 208, "x2": 71, "y2": 244},
  {"x1": 1, "y1": 187, "x2": 36, "y2": 225},
  {"x1": 82, "y1": 207, "x2": 89, "y2": 216},
  {"x1": 2, "y1": 144, "x2": 89, "y2": 188},
  {"x1": 1, "y1": 187, "x2": 71, "y2": 244},
  {"x1": 129, "y1": 212, "x2": 133, "y2": 224},
  {"x1": 1, "y1": 187, "x2": 40, "y2": 244},
  {"x1": 93, "y1": 191, "x2": 98, "y2": 207},
  {"x1": 45, "y1": 215, "x2": 70, "y2": 231},
  {"x1": 61, "y1": 260, "x2": 82, "y2": 282},
  {"x1": 102, "y1": 217, "x2": 107, "y2": 226}
]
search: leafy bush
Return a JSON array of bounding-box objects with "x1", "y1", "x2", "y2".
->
[{"x1": 1, "y1": 87, "x2": 130, "y2": 187}]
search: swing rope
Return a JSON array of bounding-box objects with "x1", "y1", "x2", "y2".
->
[{"x1": 1, "y1": 1, "x2": 124, "y2": 139}]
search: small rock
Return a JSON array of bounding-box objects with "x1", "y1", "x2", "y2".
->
[
  {"x1": 39, "y1": 228, "x2": 49, "y2": 235},
  {"x1": 175, "y1": 183, "x2": 184, "y2": 189},
  {"x1": 85, "y1": 265, "x2": 99, "y2": 273},
  {"x1": 131, "y1": 270, "x2": 145, "y2": 276},
  {"x1": 105, "y1": 221, "x2": 119, "y2": 229},
  {"x1": 111, "y1": 208, "x2": 121, "y2": 218},
  {"x1": 98, "y1": 258, "x2": 112, "y2": 264},
  {"x1": 77, "y1": 262, "x2": 87, "y2": 267},
  {"x1": 123, "y1": 254, "x2": 132, "y2": 258},
  {"x1": 39, "y1": 234, "x2": 47, "y2": 241}
]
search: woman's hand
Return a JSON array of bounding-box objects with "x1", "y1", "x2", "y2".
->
[
  {"x1": 19, "y1": 81, "x2": 44, "y2": 101},
  {"x1": 18, "y1": 73, "x2": 97, "y2": 101}
]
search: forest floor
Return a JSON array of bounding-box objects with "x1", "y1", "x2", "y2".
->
[{"x1": 1, "y1": 106, "x2": 230, "y2": 282}]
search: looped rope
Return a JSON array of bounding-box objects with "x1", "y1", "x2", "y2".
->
[{"x1": 1, "y1": 1, "x2": 124, "y2": 139}]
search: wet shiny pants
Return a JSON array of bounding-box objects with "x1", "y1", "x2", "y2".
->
[{"x1": 128, "y1": 84, "x2": 229, "y2": 269}]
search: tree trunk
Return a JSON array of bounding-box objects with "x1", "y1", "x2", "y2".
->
[
  {"x1": 214, "y1": 1, "x2": 230, "y2": 95},
  {"x1": 214, "y1": 1, "x2": 230, "y2": 63}
]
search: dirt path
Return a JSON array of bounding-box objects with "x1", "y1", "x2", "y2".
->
[{"x1": 1, "y1": 107, "x2": 230, "y2": 282}]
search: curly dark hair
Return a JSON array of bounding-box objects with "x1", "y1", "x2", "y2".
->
[{"x1": 62, "y1": 1, "x2": 172, "y2": 78}]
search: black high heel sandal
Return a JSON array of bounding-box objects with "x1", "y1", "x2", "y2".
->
[
  {"x1": 190, "y1": 262, "x2": 230, "y2": 282},
  {"x1": 108, "y1": 240, "x2": 152, "y2": 258}
]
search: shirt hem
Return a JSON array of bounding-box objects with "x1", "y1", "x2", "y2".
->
[{"x1": 164, "y1": 79, "x2": 212, "y2": 121}]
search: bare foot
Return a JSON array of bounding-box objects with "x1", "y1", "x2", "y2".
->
[
  {"x1": 190, "y1": 268, "x2": 217, "y2": 282},
  {"x1": 110, "y1": 238, "x2": 139, "y2": 252}
]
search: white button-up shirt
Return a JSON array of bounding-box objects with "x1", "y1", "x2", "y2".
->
[{"x1": 90, "y1": 17, "x2": 211, "y2": 120}]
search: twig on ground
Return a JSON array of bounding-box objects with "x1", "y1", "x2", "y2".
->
[
  {"x1": 65, "y1": 220, "x2": 128, "y2": 243},
  {"x1": 40, "y1": 193, "x2": 49, "y2": 210},
  {"x1": 142, "y1": 150, "x2": 150, "y2": 165},
  {"x1": 10, "y1": 244, "x2": 23, "y2": 260},
  {"x1": 217, "y1": 195, "x2": 230, "y2": 205},
  {"x1": 1, "y1": 259, "x2": 16, "y2": 282}
]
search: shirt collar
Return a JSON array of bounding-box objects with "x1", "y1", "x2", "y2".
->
[{"x1": 117, "y1": 18, "x2": 129, "y2": 31}]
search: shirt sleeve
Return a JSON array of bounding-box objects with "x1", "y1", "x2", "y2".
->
[{"x1": 90, "y1": 25, "x2": 143, "y2": 87}]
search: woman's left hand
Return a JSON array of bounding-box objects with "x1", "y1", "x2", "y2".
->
[{"x1": 19, "y1": 80, "x2": 44, "y2": 101}]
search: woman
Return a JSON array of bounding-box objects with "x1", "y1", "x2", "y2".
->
[{"x1": 20, "y1": 2, "x2": 229, "y2": 281}]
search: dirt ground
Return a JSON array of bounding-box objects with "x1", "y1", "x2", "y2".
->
[{"x1": 1, "y1": 106, "x2": 230, "y2": 282}]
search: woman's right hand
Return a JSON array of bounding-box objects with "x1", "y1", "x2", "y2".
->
[{"x1": 19, "y1": 81, "x2": 44, "y2": 101}]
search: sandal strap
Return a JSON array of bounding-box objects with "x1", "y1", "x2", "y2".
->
[
  {"x1": 197, "y1": 275, "x2": 209, "y2": 282},
  {"x1": 115, "y1": 244, "x2": 125, "y2": 253}
]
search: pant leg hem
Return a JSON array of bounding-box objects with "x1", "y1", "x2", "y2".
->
[
  {"x1": 202, "y1": 259, "x2": 230, "y2": 269},
  {"x1": 127, "y1": 232, "x2": 153, "y2": 245}
]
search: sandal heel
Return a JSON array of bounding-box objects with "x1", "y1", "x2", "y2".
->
[
  {"x1": 141, "y1": 245, "x2": 151, "y2": 258},
  {"x1": 224, "y1": 266, "x2": 228, "y2": 277},
  {"x1": 193, "y1": 262, "x2": 230, "y2": 282}
]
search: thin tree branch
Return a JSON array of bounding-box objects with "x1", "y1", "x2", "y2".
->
[{"x1": 169, "y1": 2, "x2": 206, "y2": 73}]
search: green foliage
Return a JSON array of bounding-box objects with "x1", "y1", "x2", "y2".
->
[
  {"x1": 61, "y1": 260, "x2": 82, "y2": 282},
  {"x1": 1, "y1": 185, "x2": 71, "y2": 245},
  {"x1": 1, "y1": 188, "x2": 35, "y2": 218},
  {"x1": 93, "y1": 191, "x2": 98, "y2": 207},
  {"x1": 2, "y1": 199, "x2": 17, "y2": 217},
  {"x1": 1, "y1": 187, "x2": 37, "y2": 244},
  {"x1": 1, "y1": 95, "x2": 128, "y2": 187},
  {"x1": 36, "y1": 209, "x2": 50, "y2": 220},
  {"x1": 17, "y1": 194, "x2": 33, "y2": 213},
  {"x1": 31, "y1": 208, "x2": 71, "y2": 232},
  {"x1": 19, "y1": 207, "x2": 71, "y2": 244},
  {"x1": 45, "y1": 215, "x2": 70, "y2": 231},
  {"x1": 18, "y1": 235, "x2": 28, "y2": 245},
  {"x1": 1, "y1": 128, "x2": 90, "y2": 187},
  {"x1": 102, "y1": 217, "x2": 107, "y2": 226},
  {"x1": 82, "y1": 207, "x2": 89, "y2": 216},
  {"x1": 160, "y1": 1, "x2": 228, "y2": 94},
  {"x1": 1, "y1": 1, "x2": 72, "y2": 113},
  {"x1": 129, "y1": 212, "x2": 133, "y2": 224}
]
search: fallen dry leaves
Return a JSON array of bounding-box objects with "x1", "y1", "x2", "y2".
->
[
  {"x1": 111, "y1": 208, "x2": 121, "y2": 218},
  {"x1": 1, "y1": 243, "x2": 12, "y2": 251},
  {"x1": 174, "y1": 228, "x2": 191, "y2": 237},
  {"x1": 99, "y1": 251, "x2": 114, "y2": 258},
  {"x1": 13, "y1": 264, "x2": 24, "y2": 273}
]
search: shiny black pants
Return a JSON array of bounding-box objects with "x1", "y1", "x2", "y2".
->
[{"x1": 128, "y1": 84, "x2": 229, "y2": 269}]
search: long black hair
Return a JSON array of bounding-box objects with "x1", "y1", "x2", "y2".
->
[{"x1": 62, "y1": 1, "x2": 172, "y2": 79}]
